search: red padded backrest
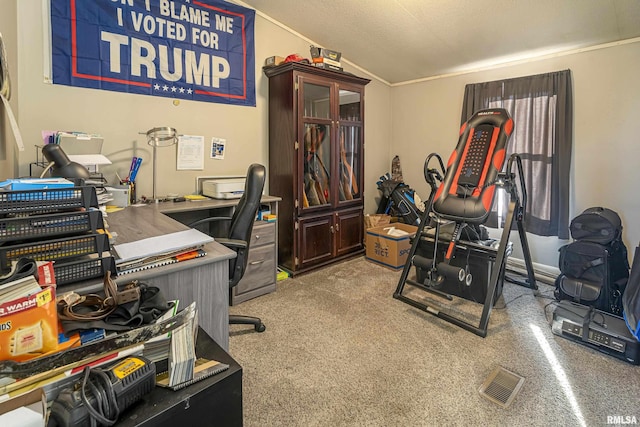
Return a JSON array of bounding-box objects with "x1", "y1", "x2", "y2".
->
[{"x1": 432, "y1": 108, "x2": 513, "y2": 223}]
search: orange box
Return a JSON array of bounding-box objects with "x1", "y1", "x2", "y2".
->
[
  {"x1": 0, "y1": 285, "x2": 59, "y2": 362},
  {"x1": 365, "y1": 223, "x2": 418, "y2": 270}
]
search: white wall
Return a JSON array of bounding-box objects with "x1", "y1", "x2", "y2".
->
[
  {"x1": 0, "y1": 0, "x2": 18, "y2": 180},
  {"x1": 8, "y1": 1, "x2": 637, "y2": 268},
  {"x1": 9, "y1": 0, "x2": 392, "y2": 214},
  {"x1": 392, "y1": 41, "x2": 640, "y2": 267}
]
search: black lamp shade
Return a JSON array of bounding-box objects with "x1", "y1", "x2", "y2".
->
[{"x1": 42, "y1": 144, "x2": 90, "y2": 179}]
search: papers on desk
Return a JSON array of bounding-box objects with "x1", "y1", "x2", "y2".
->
[
  {"x1": 113, "y1": 229, "x2": 213, "y2": 264},
  {"x1": 67, "y1": 154, "x2": 112, "y2": 166},
  {"x1": 116, "y1": 249, "x2": 206, "y2": 275}
]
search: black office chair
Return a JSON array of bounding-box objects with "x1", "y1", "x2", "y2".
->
[{"x1": 189, "y1": 163, "x2": 267, "y2": 332}]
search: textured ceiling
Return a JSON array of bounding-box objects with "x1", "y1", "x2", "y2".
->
[{"x1": 239, "y1": 0, "x2": 640, "y2": 84}]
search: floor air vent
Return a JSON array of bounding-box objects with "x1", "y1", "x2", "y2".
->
[{"x1": 479, "y1": 366, "x2": 525, "y2": 408}]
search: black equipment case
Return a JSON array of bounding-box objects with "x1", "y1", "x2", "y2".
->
[
  {"x1": 552, "y1": 300, "x2": 640, "y2": 365},
  {"x1": 415, "y1": 223, "x2": 508, "y2": 306}
]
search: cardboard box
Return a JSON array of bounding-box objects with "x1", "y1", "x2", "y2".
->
[
  {"x1": 365, "y1": 223, "x2": 418, "y2": 270},
  {"x1": 364, "y1": 214, "x2": 391, "y2": 231},
  {"x1": 0, "y1": 285, "x2": 59, "y2": 362},
  {"x1": 312, "y1": 63, "x2": 343, "y2": 72},
  {"x1": 310, "y1": 46, "x2": 342, "y2": 62},
  {"x1": 311, "y1": 57, "x2": 341, "y2": 67},
  {"x1": 264, "y1": 55, "x2": 285, "y2": 67},
  {"x1": 106, "y1": 185, "x2": 130, "y2": 207},
  {"x1": 0, "y1": 263, "x2": 60, "y2": 363},
  {"x1": 0, "y1": 388, "x2": 46, "y2": 423}
]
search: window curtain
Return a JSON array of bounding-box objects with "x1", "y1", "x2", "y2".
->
[{"x1": 461, "y1": 70, "x2": 573, "y2": 239}]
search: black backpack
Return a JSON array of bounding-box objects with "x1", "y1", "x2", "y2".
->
[
  {"x1": 376, "y1": 180, "x2": 422, "y2": 226},
  {"x1": 556, "y1": 206, "x2": 630, "y2": 315},
  {"x1": 569, "y1": 207, "x2": 622, "y2": 245},
  {"x1": 555, "y1": 239, "x2": 629, "y2": 315}
]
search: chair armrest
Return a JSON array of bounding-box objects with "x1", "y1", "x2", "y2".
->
[
  {"x1": 216, "y1": 237, "x2": 247, "y2": 251},
  {"x1": 188, "y1": 217, "x2": 232, "y2": 228}
]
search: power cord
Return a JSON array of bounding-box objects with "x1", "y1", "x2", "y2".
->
[
  {"x1": 47, "y1": 364, "x2": 121, "y2": 427},
  {"x1": 81, "y1": 365, "x2": 121, "y2": 427}
]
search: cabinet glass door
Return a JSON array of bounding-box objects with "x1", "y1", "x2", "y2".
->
[
  {"x1": 338, "y1": 125, "x2": 361, "y2": 201},
  {"x1": 338, "y1": 89, "x2": 361, "y2": 121},
  {"x1": 302, "y1": 82, "x2": 330, "y2": 119},
  {"x1": 338, "y1": 88, "x2": 362, "y2": 203},
  {"x1": 303, "y1": 123, "x2": 331, "y2": 207}
]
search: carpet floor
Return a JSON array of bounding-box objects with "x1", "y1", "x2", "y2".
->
[{"x1": 229, "y1": 257, "x2": 639, "y2": 427}]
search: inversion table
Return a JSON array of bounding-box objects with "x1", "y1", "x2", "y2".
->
[{"x1": 393, "y1": 108, "x2": 537, "y2": 337}]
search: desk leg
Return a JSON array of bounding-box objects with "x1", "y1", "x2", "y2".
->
[{"x1": 144, "y1": 262, "x2": 229, "y2": 351}]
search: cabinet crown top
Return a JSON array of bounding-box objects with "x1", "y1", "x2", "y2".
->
[{"x1": 263, "y1": 62, "x2": 371, "y2": 85}]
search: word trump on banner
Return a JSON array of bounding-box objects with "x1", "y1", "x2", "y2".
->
[{"x1": 51, "y1": 0, "x2": 256, "y2": 106}]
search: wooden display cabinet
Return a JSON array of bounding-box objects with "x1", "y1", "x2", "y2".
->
[{"x1": 264, "y1": 62, "x2": 370, "y2": 275}]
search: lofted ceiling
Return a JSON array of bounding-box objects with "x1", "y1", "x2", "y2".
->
[{"x1": 239, "y1": 0, "x2": 640, "y2": 85}]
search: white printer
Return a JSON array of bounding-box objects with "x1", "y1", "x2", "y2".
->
[{"x1": 202, "y1": 178, "x2": 245, "y2": 199}]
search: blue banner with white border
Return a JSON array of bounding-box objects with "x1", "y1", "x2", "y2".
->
[{"x1": 50, "y1": 0, "x2": 255, "y2": 106}]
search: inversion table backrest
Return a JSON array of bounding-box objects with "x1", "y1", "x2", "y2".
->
[{"x1": 433, "y1": 108, "x2": 513, "y2": 224}]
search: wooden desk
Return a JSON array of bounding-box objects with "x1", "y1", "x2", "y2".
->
[{"x1": 61, "y1": 196, "x2": 280, "y2": 351}]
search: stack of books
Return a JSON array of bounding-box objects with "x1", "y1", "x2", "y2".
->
[
  {"x1": 142, "y1": 301, "x2": 180, "y2": 364},
  {"x1": 0, "y1": 275, "x2": 42, "y2": 302},
  {"x1": 167, "y1": 317, "x2": 196, "y2": 387},
  {"x1": 144, "y1": 302, "x2": 198, "y2": 388}
]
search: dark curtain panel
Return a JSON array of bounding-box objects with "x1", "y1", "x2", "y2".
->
[{"x1": 461, "y1": 70, "x2": 573, "y2": 238}]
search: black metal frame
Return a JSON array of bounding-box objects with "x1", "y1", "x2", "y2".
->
[{"x1": 393, "y1": 153, "x2": 538, "y2": 337}]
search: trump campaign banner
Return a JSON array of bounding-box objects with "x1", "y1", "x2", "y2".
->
[{"x1": 50, "y1": 0, "x2": 256, "y2": 106}]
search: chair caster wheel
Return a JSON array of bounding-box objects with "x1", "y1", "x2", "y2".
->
[{"x1": 255, "y1": 323, "x2": 266, "y2": 332}]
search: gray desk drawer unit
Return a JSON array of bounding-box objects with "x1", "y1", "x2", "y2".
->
[
  {"x1": 158, "y1": 196, "x2": 280, "y2": 306},
  {"x1": 232, "y1": 220, "x2": 277, "y2": 305}
]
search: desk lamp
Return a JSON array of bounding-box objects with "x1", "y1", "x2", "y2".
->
[
  {"x1": 41, "y1": 143, "x2": 90, "y2": 179},
  {"x1": 144, "y1": 127, "x2": 178, "y2": 202}
]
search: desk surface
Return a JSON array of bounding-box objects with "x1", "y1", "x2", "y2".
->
[
  {"x1": 62, "y1": 205, "x2": 237, "y2": 295},
  {"x1": 151, "y1": 195, "x2": 280, "y2": 215}
]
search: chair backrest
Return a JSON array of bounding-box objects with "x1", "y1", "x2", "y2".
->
[
  {"x1": 432, "y1": 108, "x2": 513, "y2": 224},
  {"x1": 228, "y1": 163, "x2": 266, "y2": 286}
]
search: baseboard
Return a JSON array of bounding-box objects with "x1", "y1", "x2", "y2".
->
[{"x1": 506, "y1": 257, "x2": 559, "y2": 285}]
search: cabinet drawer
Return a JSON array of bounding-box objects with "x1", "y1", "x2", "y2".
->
[
  {"x1": 250, "y1": 222, "x2": 275, "y2": 247},
  {"x1": 236, "y1": 243, "x2": 276, "y2": 295}
]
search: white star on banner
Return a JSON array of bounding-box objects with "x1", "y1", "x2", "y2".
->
[
  {"x1": 171, "y1": 86, "x2": 177, "y2": 92},
  {"x1": 162, "y1": 85, "x2": 169, "y2": 91},
  {"x1": 187, "y1": 88, "x2": 193, "y2": 94},
  {"x1": 154, "y1": 84, "x2": 160, "y2": 90},
  {"x1": 179, "y1": 87, "x2": 185, "y2": 93}
]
